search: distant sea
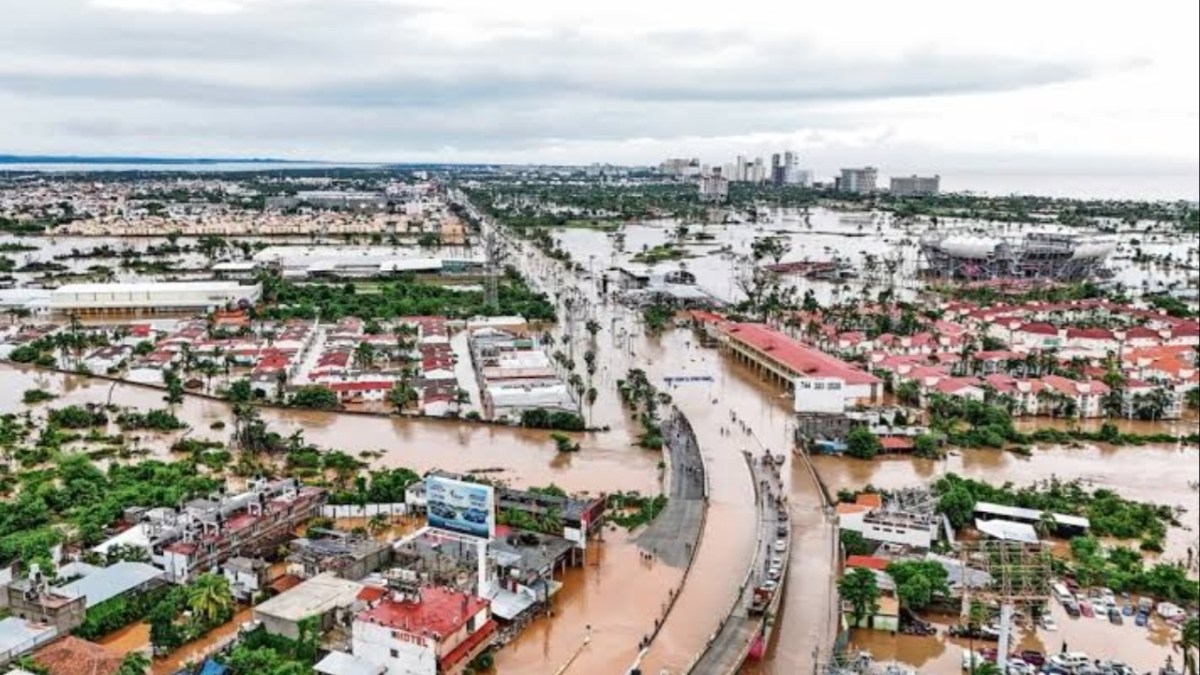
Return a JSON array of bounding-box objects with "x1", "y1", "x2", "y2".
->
[
  {"x1": 1, "y1": 160, "x2": 1196, "y2": 202},
  {"x1": 941, "y1": 172, "x2": 1199, "y2": 202},
  {"x1": 0, "y1": 161, "x2": 373, "y2": 173}
]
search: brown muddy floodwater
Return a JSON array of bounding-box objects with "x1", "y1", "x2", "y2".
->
[
  {"x1": 98, "y1": 607, "x2": 255, "y2": 675},
  {"x1": 495, "y1": 528, "x2": 683, "y2": 673},
  {"x1": 812, "y1": 442, "x2": 1200, "y2": 562},
  {"x1": 850, "y1": 599, "x2": 1183, "y2": 675},
  {"x1": 0, "y1": 364, "x2": 660, "y2": 497}
]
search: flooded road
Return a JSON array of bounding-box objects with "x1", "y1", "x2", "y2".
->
[
  {"x1": 97, "y1": 607, "x2": 255, "y2": 675},
  {"x1": 849, "y1": 599, "x2": 1183, "y2": 675}
]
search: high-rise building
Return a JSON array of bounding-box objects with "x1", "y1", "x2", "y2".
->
[
  {"x1": 889, "y1": 175, "x2": 941, "y2": 197},
  {"x1": 698, "y1": 173, "x2": 729, "y2": 202},
  {"x1": 839, "y1": 167, "x2": 878, "y2": 194}
]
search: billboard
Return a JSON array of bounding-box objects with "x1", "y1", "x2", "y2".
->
[
  {"x1": 425, "y1": 476, "x2": 495, "y2": 540},
  {"x1": 793, "y1": 377, "x2": 847, "y2": 414}
]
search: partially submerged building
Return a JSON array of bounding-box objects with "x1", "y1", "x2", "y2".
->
[{"x1": 91, "y1": 478, "x2": 324, "y2": 584}]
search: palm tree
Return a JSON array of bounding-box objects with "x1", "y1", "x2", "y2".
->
[
  {"x1": 1176, "y1": 617, "x2": 1198, "y2": 675},
  {"x1": 186, "y1": 573, "x2": 235, "y2": 626},
  {"x1": 198, "y1": 361, "x2": 220, "y2": 394},
  {"x1": 353, "y1": 341, "x2": 376, "y2": 371},
  {"x1": 367, "y1": 513, "x2": 390, "y2": 536},
  {"x1": 1035, "y1": 511, "x2": 1058, "y2": 539}
]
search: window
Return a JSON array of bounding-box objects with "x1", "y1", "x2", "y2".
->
[{"x1": 390, "y1": 649, "x2": 399, "y2": 658}]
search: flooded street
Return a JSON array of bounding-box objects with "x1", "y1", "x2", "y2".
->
[
  {"x1": 97, "y1": 607, "x2": 255, "y2": 675},
  {"x1": 849, "y1": 599, "x2": 1183, "y2": 675},
  {"x1": 494, "y1": 529, "x2": 683, "y2": 673}
]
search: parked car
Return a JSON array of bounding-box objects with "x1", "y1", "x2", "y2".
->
[
  {"x1": 1040, "y1": 615, "x2": 1059, "y2": 631},
  {"x1": 773, "y1": 539, "x2": 786, "y2": 552},
  {"x1": 1079, "y1": 600, "x2": 1094, "y2": 618},
  {"x1": 1135, "y1": 611, "x2": 1149, "y2": 627},
  {"x1": 1108, "y1": 607, "x2": 1124, "y2": 625},
  {"x1": 1047, "y1": 652, "x2": 1091, "y2": 673},
  {"x1": 1019, "y1": 650, "x2": 1045, "y2": 667},
  {"x1": 1063, "y1": 599, "x2": 1081, "y2": 618}
]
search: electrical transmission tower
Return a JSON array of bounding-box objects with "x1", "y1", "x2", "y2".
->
[{"x1": 960, "y1": 540, "x2": 1053, "y2": 673}]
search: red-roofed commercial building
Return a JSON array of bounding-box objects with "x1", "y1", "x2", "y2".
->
[
  {"x1": 721, "y1": 322, "x2": 882, "y2": 407},
  {"x1": 353, "y1": 587, "x2": 495, "y2": 675}
]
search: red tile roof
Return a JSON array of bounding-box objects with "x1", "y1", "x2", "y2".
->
[
  {"x1": 879, "y1": 436, "x2": 915, "y2": 451},
  {"x1": 845, "y1": 555, "x2": 890, "y2": 571},
  {"x1": 357, "y1": 586, "x2": 388, "y2": 603},
  {"x1": 723, "y1": 323, "x2": 881, "y2": 385},
  {"x1": 1018, "y1": 322, "x2": 1059, "y2": 336},
  {"x1": 855, "y1": 493, "x2": 883, "y2": 509},
  {"x1": 357, "y1": 587, "x2": 489, "y2": 641},
  {"x1": 440, "y1": 619, "x2": 497, "y2": 670},
  {"x1": 1066, "y1": 327, "x2": 1114, "y2": 340},
  {"x1": 35, "y1": 637, "x2": 123, "y2": 675}
]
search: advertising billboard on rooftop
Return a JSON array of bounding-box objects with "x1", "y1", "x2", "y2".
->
[{"x1": 425, "y1": 476, "x2": 495, "y2": 540}]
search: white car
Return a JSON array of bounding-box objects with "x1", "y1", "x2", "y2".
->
[
  {"x1": 1040, "y1": 615, "x2": 1058, "y2": 631},
  {"x1": 767, "y1": 567, "x2": 781, "y2": 580},
  {"x1": 773, "y1": 540, "x2": 787, "y2": 553},
  {"x1": 760, "y1": 579, "x2": 778, "y2": 592}
]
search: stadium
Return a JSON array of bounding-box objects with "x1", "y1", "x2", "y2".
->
[{"x1": 919, "y1": 230, "x2": 1117, "y2": 281}]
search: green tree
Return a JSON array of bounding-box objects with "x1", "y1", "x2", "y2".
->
[
  {"x1": 1178, "y1": 616, "x2": 1199, "y2": 675},
  {"x1": 838, "y1": 567, "x2": 880, "y2": 628},
  {"x1": 187, "y1": 573, "x2": 235, "y2": 626},
  {"x1": 844, "y1": 427, "x2": 882, "y2": 460},
  {"x1": 289, "y1": 385, "x2": 340, "y2": 410},
  {"x1": 116, "y1": 651, "x2": 151, "y2": 675}
]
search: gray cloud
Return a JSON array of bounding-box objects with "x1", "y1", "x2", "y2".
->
[{"x1": 0, "y1": 0, "x2": 1127, "y2": 160}]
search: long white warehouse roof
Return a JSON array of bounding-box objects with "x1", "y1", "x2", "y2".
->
[{"x1": 50, "y1": 282, "x2": 262, "y2": 309}]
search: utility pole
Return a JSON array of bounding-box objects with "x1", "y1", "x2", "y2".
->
[{"x1": 484, "y1": 228, "x2": 506, "y2": 312}]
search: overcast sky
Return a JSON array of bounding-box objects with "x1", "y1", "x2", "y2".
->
[{"x1": 1, "y1": 0, "x2": 1197, "y2": 188}]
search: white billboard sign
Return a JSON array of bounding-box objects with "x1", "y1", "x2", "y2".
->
[
  {"x1": 793, "y1": 377, "x2": 847, "y2": 414},
  {"x1": 425, "y1": 476, "x2": 495, "y2": 540}
]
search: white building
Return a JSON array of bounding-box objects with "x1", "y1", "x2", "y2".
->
[
  {"x1": 839, "y1": 167, "x2": 878, "y2": 194},
  {"x1": 889, "y1": 175, "x2": 940, "y2": 197},
  {"x1": 793, "y1": 376, "x2": 848, "y2": 414},
  {"x1": 352, "y1": 587, "x2": 496, "y2": 675},
  {"x1": 698, "y1": 174, "x2": 729, "y2": 202},
  {"x1": 49, "y1": 282, "x2": 261, "y2": 316},
  {"x1": 837, "y1": 500, "x2": 939, "y2": 550}
]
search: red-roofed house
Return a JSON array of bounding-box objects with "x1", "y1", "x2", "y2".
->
[
  {"x1": 1040, "y1": 375, "x2": 1109, "y2": 418},
  {"x1": 1012, "y1": 322, "x2": 1062, "y2": 350},
  {"x1": 722, "y1": 323, "x2": 882, "y2": 404},
  {"x1": 1065, "y1": 327, "x2": 1118, "y2": 356},
  {"x1": 1169, "y1": 321, "x2": 1200, "y2": 347},
  {"x1": 1121, "y1": 326, "x2": 1164, "y2": 348},
  {"x1": 354, "y1": 587, "x2": 496, "y2": 675}
]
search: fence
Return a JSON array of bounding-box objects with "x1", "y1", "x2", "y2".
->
[{"x1": 321, "y1": 503, "x2": 408, "y2": 519}]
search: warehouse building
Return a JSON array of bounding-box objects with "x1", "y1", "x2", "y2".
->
[{"x1": 49, "y1": 282, "x2": 262, "y2": 317}]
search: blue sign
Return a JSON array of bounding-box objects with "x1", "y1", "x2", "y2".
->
[{"x1": 425, "y1": 476, "x2": 495, "y2": 540}]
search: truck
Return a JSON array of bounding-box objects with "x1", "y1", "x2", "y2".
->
[{"x1": 749, "y1": 586, "x2": 772, "y2": 615}]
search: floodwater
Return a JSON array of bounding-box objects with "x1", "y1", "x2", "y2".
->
[
  {"x1": 549, "y1": 207, "x2": 1198, "y2": 306},
  {"x1": 811, "y1": 441, "x2": 1200, "y2": 562},
  {"x1": 850, "y1": 599, "x2": 1183, "y2": 674},
  {"x1": 494, "y1": 528, "x2": 683, "y2": 673},
  {"x1": 0, "y1": 364, "x2": 661, "y2": 496},
  {"x1": 98, "y1": 607, "x2": 255, "y2": 675}
]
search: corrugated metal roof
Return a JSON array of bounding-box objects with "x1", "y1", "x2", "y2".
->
[{"x1": 58, "y1": 561, "x2": 164, "y2": 608}]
